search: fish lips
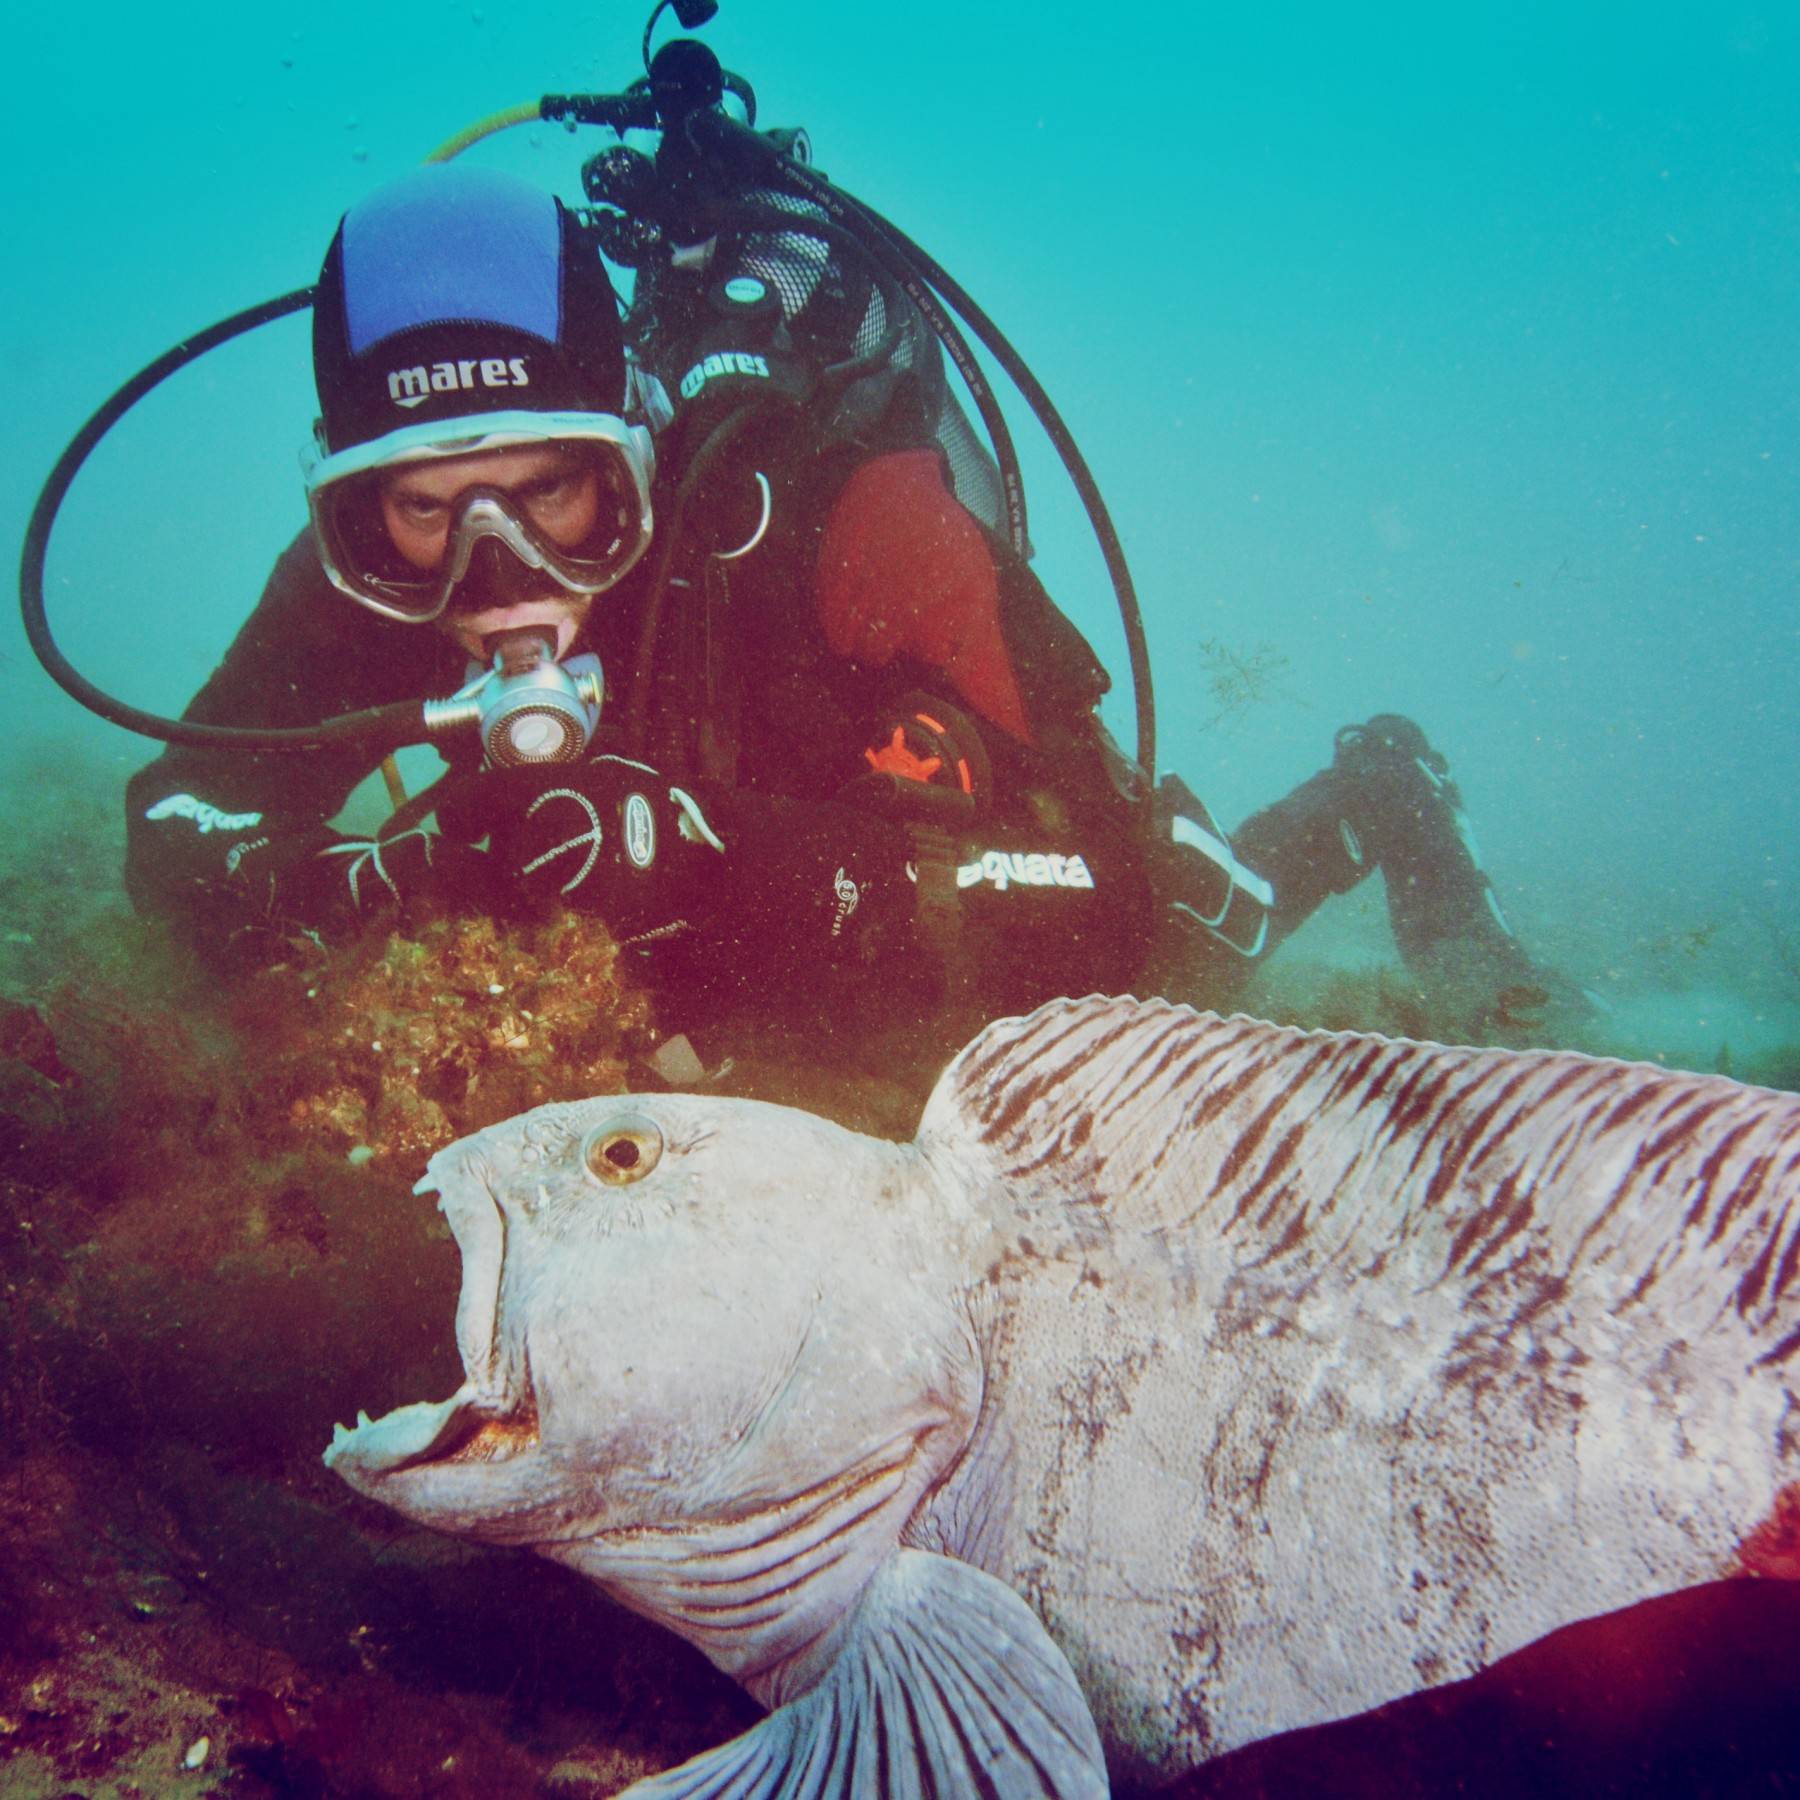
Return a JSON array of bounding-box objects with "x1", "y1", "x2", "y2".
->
[
  {"x1": 325, "y1": 1383, "x2": 530, "y2": 1486},
  {"x1": 432, "y1": 1150, "x2": 511, "y2": 1399},
  {"x1": 324, "y1": 1157, "x2": 545, "y2": 1526}
]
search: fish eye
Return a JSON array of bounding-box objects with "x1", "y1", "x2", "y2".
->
[{"x1": 581, "y1": 1114, "x2": 664, "y2": 1187}]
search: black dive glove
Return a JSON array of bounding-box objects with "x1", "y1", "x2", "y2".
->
[
  {"x1": 233, "y1": 824, "x2": 498, "y2": 940},
  {"x1": 448, "y1": 757, "x2": 731, "y2": 944},
  {"x1": 445, "y1": 758, "x2": 921, "y2": 971}
]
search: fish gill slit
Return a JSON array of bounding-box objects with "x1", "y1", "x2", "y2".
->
[
  {"x1": 678, "y1": 1535, "x2": 858, "y2": 1622},
  {"x1": 622, "y1": 1454, "x2": 909, "y2": 1566}
]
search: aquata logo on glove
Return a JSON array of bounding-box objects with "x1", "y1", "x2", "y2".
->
[{"x1": 145, "y1": 792, "x2": 265, "y2": 835}]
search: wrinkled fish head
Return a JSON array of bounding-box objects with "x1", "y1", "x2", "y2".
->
[{"x1": 325, "y1": 1092, "x2": 977, "y2": 1569}]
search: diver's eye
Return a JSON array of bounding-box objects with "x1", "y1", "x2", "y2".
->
[{"x1": 581, "y1": 1115, "x2": 664, "y2": 1186}]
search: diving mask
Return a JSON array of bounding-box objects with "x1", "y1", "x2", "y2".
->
[{"x1": 302, "y1": 409, "x2": 655, "y2": 624}]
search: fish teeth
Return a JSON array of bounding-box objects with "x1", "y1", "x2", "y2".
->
[{"x1": 357, "y1": 1409, "x2": 372, "y2": 1428}]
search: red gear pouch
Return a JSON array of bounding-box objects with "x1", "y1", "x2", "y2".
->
[{"x1": 815, "y1": 449, "x2": 1033, "y2": 745}]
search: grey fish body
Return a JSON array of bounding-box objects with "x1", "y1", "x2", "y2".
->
[
  {"x1": 910, "y1": 1001, "x2": 1799, "y2": 1780},
  {"x1": 326, "y1": 996, "x2": 1800, "y2": 1794}
]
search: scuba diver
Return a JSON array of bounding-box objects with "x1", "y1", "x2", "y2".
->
[
  {"x1": 119, "y1": 165, "x2": 1564, "y2": 1053},
  {"x1": 75, "y1": 17, "x2": 1577, "y2": 1061}
]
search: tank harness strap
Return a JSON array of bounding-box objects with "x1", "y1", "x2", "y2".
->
[{"x1": 907, "y1": 822, "x2": 963, "y2": 973}]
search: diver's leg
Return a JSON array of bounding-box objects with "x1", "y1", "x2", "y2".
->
[
  {"x1": 1220, "y1": 714, "x2": 1591, "y2": 1038},
  {"x1": 1138, "y1": 774, "x2": 1281, "y2": 1009},
  {"x1": 1326, "y1": 715, "x2": 1527, "y2": 964},
  {"x1": 1321, "y1": 715, "x2": 1589, "y2": 1035},
  {"x1": 1128, "y1": 724, "x2": 1577, "y2": 1033},
  {"x1": 1229, "y1": 767, "x2": 1374, "y2": 953}
]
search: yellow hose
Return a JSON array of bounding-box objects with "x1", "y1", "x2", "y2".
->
[
  {"x1": 379, "y1": 753, "x2": 408, "y2": 808},
  {"x1": 425, "y1": 102, "x2": 543, "y2": 163}
]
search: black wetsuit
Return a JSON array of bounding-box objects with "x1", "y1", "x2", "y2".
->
[{"x1": 126, "y1": 225, "x2": 1541, "y2": 1052}]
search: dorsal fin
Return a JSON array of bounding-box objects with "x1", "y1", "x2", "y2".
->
[{"x1": 918, "y1": 995, "x2": 1800, "y2": 1350}]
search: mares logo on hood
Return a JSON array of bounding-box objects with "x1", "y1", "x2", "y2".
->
[
  {"x1": 678, "y1": 351, "x2": 771, "y2": 401},
  {"x1": 388, "y1": 356, "x2": 533, "y2": 410}
]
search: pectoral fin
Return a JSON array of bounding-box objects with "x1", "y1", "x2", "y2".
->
[{"x1": 622, "y1": 1548, "x2": 1107, "y2": 1798}]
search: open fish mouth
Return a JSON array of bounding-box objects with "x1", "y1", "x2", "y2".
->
[
  {"x1": 325, "y1": 1158, "x2": 537, "y2": 1481},
  {"x1": 325, "y1": 1385, "x2": 540, "y2": 1478}
]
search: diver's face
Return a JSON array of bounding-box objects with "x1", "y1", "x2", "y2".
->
[{"x1": 379, "y1": 445, "x2": 603, "y2": 660}]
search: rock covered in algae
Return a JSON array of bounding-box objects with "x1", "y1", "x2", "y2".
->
[{"x1": 233, "y1": 910, "x2": 652, "y2": 1163}]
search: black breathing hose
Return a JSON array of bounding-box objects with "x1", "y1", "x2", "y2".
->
[
  {"x1": 18, "y1": 286, "x2": 423, "y2": 756},
  {"x1": 690, "y1": 113, "x2": 1032, "y2": 559},
  {"x1": 24, "y1": 68, "x2": 1156, "y2": 780},
  {"x1": 686, "y1": 109, "x2": 1157, "y2": 779}
]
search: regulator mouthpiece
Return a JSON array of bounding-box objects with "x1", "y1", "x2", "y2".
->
[{"x1": 423, "y1": 635, "x2": 605, "y2": 767}]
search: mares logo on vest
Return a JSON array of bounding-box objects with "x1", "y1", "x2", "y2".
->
[
  {"x1": 678, "y1": 352, "x2": 771, "y2": 401},
  {"x1": 387, "y1": 357, "x2": 531, "y2": 410},
  {"x1": 955, "y1": 851, "x2": 1095, "y2": 894}
]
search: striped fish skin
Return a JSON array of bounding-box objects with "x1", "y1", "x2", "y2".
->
[
  {"x1": 324, "y1": 994, "x2": 1800, "y2": 1793},
  {"x1": 910, "y1": 996, "x2": 1800, "y2": 1783}
]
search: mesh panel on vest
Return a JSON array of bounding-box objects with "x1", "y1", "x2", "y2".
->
[{"x1": 633, "y1": 189, "x2": 1009, "y2": 536}]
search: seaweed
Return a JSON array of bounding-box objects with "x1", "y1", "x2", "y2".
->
[
  {"x1": 0, "y1": 895, "x2": 758, "y2": 1794},
  {"x1": 1192, "y1": 638, "x2": 1305, "y2": 732}
]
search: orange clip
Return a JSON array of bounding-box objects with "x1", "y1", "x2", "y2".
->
[{"x1": 865, "y1": 726, "x2": 943, "y2": 784}]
